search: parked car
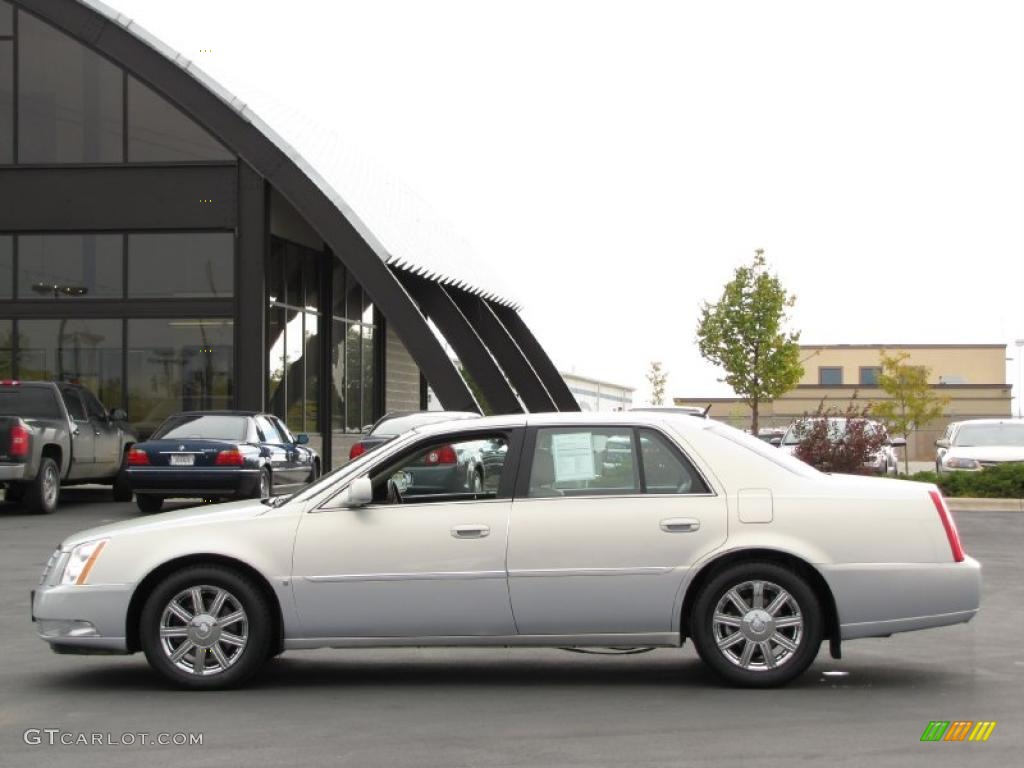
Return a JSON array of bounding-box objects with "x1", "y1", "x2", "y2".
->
[
  {"x1": 347, "y1": 411, "x2": 479, "y2": 459},
  {"x1": 777, "y1": 417, "x2": 905, "y2": 476},
  {"x1": 754, "y1": 427, "x2": 786, "y2": 444},
  {"x1": 935, "y1": 418, "x2": 1024, "y2": 473},
  {"x1": 0, "y1": 380, "x2": 137, "y2": 514},
  {"x1": 32, "y1": 412, "x2": 979, "y2": 689},
  {"x1": 125, "y1": 411, "x2": 320, "y2": 513}
]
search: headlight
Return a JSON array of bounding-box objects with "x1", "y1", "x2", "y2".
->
[
  {"x1": 59, "y1": 539, "x2": 109, "y2": 586},
  {"x1": 943, "y1": 457, "x2": 980, "y2": 470}
]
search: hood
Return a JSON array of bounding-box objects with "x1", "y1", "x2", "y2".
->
[
  {"x1": 945, "y1": 446, "x2": 1024, "y2": 462},
  {"x1": 61, "y1": 498, "x2": 268, "y2": 549}
]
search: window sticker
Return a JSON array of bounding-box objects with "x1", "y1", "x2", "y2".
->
[{"x1": 551, "y1": 432, "x2": 595, "y2": 482}]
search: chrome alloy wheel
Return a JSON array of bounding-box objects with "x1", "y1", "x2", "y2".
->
[
  {"x1": 159, "y1": 585, "x2": 249, "y2": 676},
  {"x1": 42, "y1": 462, "x2": 59, "y2": 509},
  {"x1": 712, "y1": 580, "x2": 803, "y2": 671}
]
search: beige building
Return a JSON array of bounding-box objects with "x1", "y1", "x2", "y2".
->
[{"x1": 675, "y1": 344, "x2": 1012, "y2": 461}]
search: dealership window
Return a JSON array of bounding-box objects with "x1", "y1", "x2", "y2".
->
[
  {"x1": 0, "y1": 317, "x2": 12, "y2": 378},
  {"x1": 127, "y1": 233, "x2": 234, "y2": 298},
  {"x1": 0, "y1": 2, "x2": 12, "y2": 36},
  {"x1": 17, "y1": 10, "x2": 123, "y2": 163},
  {"x1": 126, "y1": 318, "x2": 233, "y2": 438},
  {"x1": 818, "y1": 367, "x2": 843, "y2": 386},
  {"x1": 0, "y1": 38, "x2": 12, "y2": 164},
  {"x1": 16, "y1": 318, "x2": 123, "y2": 409},
  {"x1": 859, "y1": 366, "x2": 882, "y2": 386},
  {"x1": 126, "y1": 76, "x2": 232, "y2": 163},
  {"x1": 17, "y1": 234, "x2": 122, "y2": 299},
  {"x1": 0, "y1": 235, "x2": 10, "y2": 298}
]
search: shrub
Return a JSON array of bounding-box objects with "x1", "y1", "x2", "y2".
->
[
  {"x1": 791, "y1": 402, "x2": 887, "y2": 475},
  {"x1": 897, "y1": 464, "x2": 1024, "y2": 498}
]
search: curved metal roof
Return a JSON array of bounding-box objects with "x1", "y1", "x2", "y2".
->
[{"x1": 76, "y1": 0, "x2": 519, "y2": 309}]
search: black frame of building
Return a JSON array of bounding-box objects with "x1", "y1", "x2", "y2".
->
[{"x1": 0, "y1": 0, "x2": 576, "y2": 468}]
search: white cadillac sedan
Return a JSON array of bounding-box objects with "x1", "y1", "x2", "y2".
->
[{"x1": 32, "y1": 413, "x2": 981, "y2": 689}]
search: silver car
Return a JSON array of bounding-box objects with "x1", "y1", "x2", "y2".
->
[
  {"x1": 935, "y1": 418, "x2": 1024, "y2": 473},
  {"x1": 32, "y1": 412, "x2": 980, "y2": 689}
]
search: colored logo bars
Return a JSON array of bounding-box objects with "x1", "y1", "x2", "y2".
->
[{"x1": 920, "y1": 721, "x2": 997, "y2": 742}]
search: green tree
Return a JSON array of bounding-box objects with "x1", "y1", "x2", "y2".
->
[
  {"x1": 870, "y1": 351, "x2": 949, "y2": 474},
  {"x1": 696, "y1": 249, "x2": 803, "y2": 435},
  {"x1": 646, "y1": 361, "x2": 667, "y2": 406}
]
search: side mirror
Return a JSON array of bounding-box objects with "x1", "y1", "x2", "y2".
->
[
  {"x1": 769, "y1": 436, "x2": 782, "y2": 447},
  {"x1": 110, "y1": 408, "x2": 127, "y2": 421},
  {"x1": 890, "y1": 437, "x2": 907, "y2": 448},
  {"x1": 295, "y1": 433, "x2": 310, "y2": 445},
  {"x1": 344, "y1": 476, "x2": 373, "y2": 508},
  {"x1": 935, "y1": 438, "x2": 950, "y2": 449}
]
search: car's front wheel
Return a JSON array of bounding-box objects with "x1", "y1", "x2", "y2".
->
[
  {"x1": 690, "y1": 562, "x2": 823, "y2": 687},
  {"x1": 140, "y1": 565, "x2": 272, "y2": 689},
  {"x1": 136, "y1": 494, "x2": 164, "y2": 514}
]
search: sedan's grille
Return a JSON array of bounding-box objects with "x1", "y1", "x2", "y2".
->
[{"x1": 39, "y1": 548, "x2": 60, "y2": 586}]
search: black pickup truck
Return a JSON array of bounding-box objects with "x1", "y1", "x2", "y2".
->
[{"x1": 0, "y1": 381, "x2": 138, "y2": 514}]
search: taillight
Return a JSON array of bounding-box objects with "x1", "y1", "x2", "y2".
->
[
  {"x1": 127, "y1": 448, "x2": 149, "y2": 466},
  {"x1": 349, "y1": 442, "x2": 366, "y2": 460},
  {"x1": 215, "y1": 449, "x2": 245, "y2": 466},
  {"x1": 424, "y1": 445, "x2": 457, "y2": 465},
  {"x1": 9, "y1": 424, "x2": 30, "y2": 458},
  {"x1": 0, "y1": 380, "x2": 20, "y2": 386},
  {"x1": 929, "y1": 490, "x2": 965, "y2": 562}
]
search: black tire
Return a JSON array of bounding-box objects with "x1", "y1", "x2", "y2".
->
[
  {"x1": 112, "y1": 453, "x2": 133, "y2": 502},
  {"x1": 249, "y1": 467, "x2": 271, "y2": 500},
  {"x1": 689, "y1": 561, "x2": 823, "y2": 687},
  {"x1": 24, "y1": 457, "x2": 60, "y2": 515},
  {"x1": 136, "y1": 493, "x2": 164, "y2": 514},
  {"x1": 139, "y1": 564, "x2": 273, "y2": 690},
  {"x1": 307, "y1": 460, "x2": 320, "y2": 484}
]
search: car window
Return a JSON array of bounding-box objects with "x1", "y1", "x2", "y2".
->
[
  {"x1": 528, "y1": 428, "x2": 639, "y2": 498},
  {"x1": 80, "y1": 389, "x2": 107, "y2": 421},
  {"x1": 270, "y1": 416, "x2": 295, "y2": 443},
  {"x1": 156, "y1": 414, "x2": 248, "y2": 441},
  {"x1": 370, "y1": 434, "x2": 510, "y2": 504},
  {"x1": 59, "y1": 388, "x2": 87, "y2": 421},
  {"x1": 255, "y1": 415, "x2": 284, "y2": 443},
  {"x1": 0, "y1": 387, "x2": 63, "y2": 419},
  {"x1": 638, "y1": 429, "x2": 709, "y2": 494}
]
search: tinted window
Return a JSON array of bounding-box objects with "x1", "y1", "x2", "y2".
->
[
  {"x1": 126, "y1": 76, "x2": 232, "y2": 162},
  {"x1": 0, "y1": 236, "x2": 11, "y2": 299},
  {"x1": 17, "y1": 234, "x2": 122, "y2": 299},
  {"x1": 528, "y1": 428, "x2": 639, "y2": 498},
  {"x1": 80, "y1": 389, "x2": 107, "y2": 420},
  {"x1": 639, "y1": 429, "x2": 709, "y2": 494},
  {"x1": 818, "y1": 367, "x2": 842, "y2": 386},
  {"x1": 0, "y1": 39, "x2": 12, "y2": 164},
  {"x1": 255, "y1": 415, "x2": 283, "y2": 443},
  {"x1": 0, "y1": 386, "x2": 62, "y2": 418},
  {"x1": 59, "y1": 388, "x2": 86, "y2": 421},
  {"x1": 0, "y1": 319, "x2": 11, "y2": 379},
  {"x1": 859, "y1": 367, "x2": 881, "y2": 386},
  {"x1": 17, "y1": 318, "x2": 123, "y2": 409},
  {"x1": 157, "y1": 415, "x2": 248, "y2": 441},
  {"x1": 373, "y1": 434, "x2": 509, "y2": 503},
  {"x1": 18, "y1": 11, "x2": 123, "y2": 163},
  {"x1": 128, "y1": 233, "x2": 233, "y2": 298},
  {"x1": 0, "y1": 2, "x2": 12, "y2": 36}
]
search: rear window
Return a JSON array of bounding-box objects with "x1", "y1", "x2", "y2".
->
[
  {"x1": 155, "y1": 415, "x2": 249, "y2": 441},
  {"x1": 372, "y1": 412, "x2": 478, "y2": 437},
  {"x1": 705, "y1": 421, "x2": 822, "y2": 478},
  {"x1": 0, "y1": 387, "x2": 62, "y2": 419}
]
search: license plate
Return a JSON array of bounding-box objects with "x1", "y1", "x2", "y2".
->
[{"x1": 170, "y1": 454, "x2": 194, "y2": 466}]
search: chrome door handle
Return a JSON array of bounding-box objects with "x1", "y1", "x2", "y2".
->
[
  {"x1": 660, "y1": 517, "x2": 700, "y2": 533},
  {"x1": 451, "y1": 525, "x2": 490, "y2": 539}
]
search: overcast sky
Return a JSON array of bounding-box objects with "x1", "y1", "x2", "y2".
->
[{"x1": 111, "y1": 0, "x2": 1024, "y2": 406}]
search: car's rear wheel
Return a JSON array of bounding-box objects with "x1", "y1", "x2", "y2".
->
[
  {"x1": 248, "y1": 467, "x2": 271, "y2": 500},
  {"x1": 690, "y1": 562, "x2": 823, "y2": 687},
  {"x1": 136, "y1": 494, "x2": 164, "y2": 514},
  {"x1": 24, "y1": 457, "x2": 60, "y2": 515},
  {"x1": 140, "y1": 565, "x2": 272, "y2": 689},
  {"x1": 112, "y1": 451, "x2": 133, "y2": 502}
]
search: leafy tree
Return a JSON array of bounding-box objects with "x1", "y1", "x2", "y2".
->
[
  {"x1": 646, "y1": 361, "x2": 667, "y2": 406},
  {"x1": 870, "y1": 351, "x2": 949, "y2": 474},
  {"x1": 792, "y1": 400, "x2": 888, "y2": 475},
  {"x1": 696, "y1": 249, "x2": 803, "y2": 435}
]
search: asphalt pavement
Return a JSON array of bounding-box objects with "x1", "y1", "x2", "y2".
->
[{"x1": 0, "y1": 489, "x2": 1020, "y2": 768}]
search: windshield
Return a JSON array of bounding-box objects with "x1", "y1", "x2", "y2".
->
[
  {"x1": 953, "y1": 423, "x2": 1024, "y2": 448},
  {"x1": 156, "y1": 415, "x2": 248, "y2": 441},
  {"x1": 706, "y1": 421, "x2": 822, "y2": 478}
]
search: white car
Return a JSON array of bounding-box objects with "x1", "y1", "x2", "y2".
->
[
  {"x1": 936, "y1": 418, "x2": 1024, "y2": 473},
  {"x1": 32, "y1": 412, "x2": 980, "y2": 689},
  {"x1": 777, "y1": 417, "x2": 905, "y2": 476}
]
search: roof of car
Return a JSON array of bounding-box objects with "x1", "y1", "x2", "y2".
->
[
  {"x1": 409, "y1": 410, "x2": 710, "y2": 439},
  {"x1": 169, "y1": 410, "x2": 262, "y2": 418},
  {"x1": 953, "y1": 418, "x2": 1024, "y2": 427}
]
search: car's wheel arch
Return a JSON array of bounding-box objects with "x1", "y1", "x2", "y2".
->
[
  {"x1": 125, "y1": 553, "x2": 284, "y2": 656},
  {"x1": 679, "y1": 548, "x2": 841, "y2": 657}
]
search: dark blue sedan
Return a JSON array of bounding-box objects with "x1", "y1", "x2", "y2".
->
[{"x1": 126, "y1": 411, "x2": 320, "y2": 513}]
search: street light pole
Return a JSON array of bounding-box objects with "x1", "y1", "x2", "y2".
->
[{"x1": 1016, "y1": 339, "x2": 1024, "y2": 419}]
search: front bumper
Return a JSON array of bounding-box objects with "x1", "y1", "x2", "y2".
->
[
  {"x1": 822, "y1": 556, "x2": 982, "y2": 640},
  {"x1": 32, "y1": 583, "x2": 133, "y2": 653},
  {"x1": 126, "y1": 467, "x2": 260, "y2": 497}
]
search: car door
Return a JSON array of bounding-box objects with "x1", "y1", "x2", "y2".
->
[
  {"x1": 290, "y1": 429, "x2": 522, "y2": 639},
  {"x1": 506, "y1": 425, "x2": 728, "y2": 637},
  {"x1": 80, "y1": 389, "x2": 121, "y2": 477},
  {"x1": 58, "y1": 386, "x2": 94, "y2": 479}
]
